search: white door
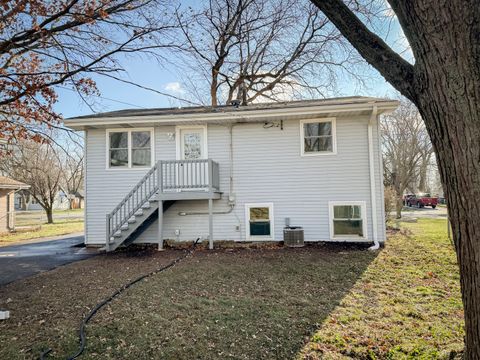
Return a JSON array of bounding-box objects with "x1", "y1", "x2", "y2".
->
[
  {"x1": 180, "y1": 128, "x2": 204, "y2": 160},
  {"x1": 177, "y1": 127, "x2": 207, "y2": 190}
]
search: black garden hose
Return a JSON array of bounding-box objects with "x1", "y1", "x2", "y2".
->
[{"x1": 38, "y1": 238, "x2": 201, "y2": 360}]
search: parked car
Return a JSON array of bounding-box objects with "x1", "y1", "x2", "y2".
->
[
  {"x1": 405, "y1": 193, "x2": 438, "y2": 208},
  {"x1": 403, "y1": 194, "x2": 415, "y2": 206}
]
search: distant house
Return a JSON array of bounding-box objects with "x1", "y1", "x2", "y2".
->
[
  {"x1": 0, "y1": 176, "x2": 29, "y2": 233},
  {"x1": 69, "y1": 191, "x2": 85, "y2": 209},
  {"x1": 14, "y1": 190, "x2": 71, "y2": 211},
  {"x1": 65, "y1": 96, "x2": 398, "y2": 251}
]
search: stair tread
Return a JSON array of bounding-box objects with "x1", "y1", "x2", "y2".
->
[{"x1": 107, "y1": 199, "x2": 173, "y2": 252}]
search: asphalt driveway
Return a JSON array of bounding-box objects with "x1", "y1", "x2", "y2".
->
[{"x1": 0, "y1": 235, "x2": 97, "y2": 286}]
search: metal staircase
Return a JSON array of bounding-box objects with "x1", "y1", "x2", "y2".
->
[{"x1": 105, "y1": 159, "x2": 221, "y2": 252}]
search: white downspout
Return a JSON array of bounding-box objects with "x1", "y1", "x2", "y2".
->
[{"x1": 368, "y1": 105, "x2": 380, "y2": 250}]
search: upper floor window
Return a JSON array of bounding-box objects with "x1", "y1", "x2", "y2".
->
[
  {"x1": 300, "y1": 118, "x2": 336, "y2": 156},
  {"x1": 107, "y1": 129, "x2": 153, "y2": 168}
]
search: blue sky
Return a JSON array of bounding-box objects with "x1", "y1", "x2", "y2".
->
[{"x1": 54, "y1": 3, "x2": 410, "y2": 119}]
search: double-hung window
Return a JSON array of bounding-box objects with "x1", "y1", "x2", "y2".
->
[
  {"x1": 329, "y1": 201, "x2": 366, "y2": 239},
  {"x1": 245, "y1": 203, "x2": 274, "y2": 240},
  {"x1": 300, "y1": 118, "x2": 336, "y2": 155},
  {"x1": 107, "y1": 129, "x2": 153, "y2": 168}
]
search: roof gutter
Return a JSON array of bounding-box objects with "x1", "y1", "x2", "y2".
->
[
  {"x1": 64, "y1": 101, "x2": 399, "y2": 130},
  {"x1": 368, "y1": 105, "x2": 380, "y2": 250}
]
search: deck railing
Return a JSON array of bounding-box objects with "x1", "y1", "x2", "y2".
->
[
  {"x1": 161, "y1": 159, "x2": 212, "y2": 191},
  {"x1": 106, "y1": 159, "x2": 220, "y2": 247}
]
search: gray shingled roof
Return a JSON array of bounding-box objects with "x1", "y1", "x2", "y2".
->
[{"x1": 68, "y1": 96, "x2": 394, "y2": 120}]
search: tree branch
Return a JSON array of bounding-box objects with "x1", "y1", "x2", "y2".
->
[{"x1": 310, "y1": 0, "x2": 415, "y2": 98}]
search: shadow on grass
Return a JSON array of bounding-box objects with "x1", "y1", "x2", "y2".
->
[
  {"x1": 0, "y1": 243, "x2": 378, "y2": 359},
  {"x1": 83, "y1": 243, "x2": 378, "y2": 359}
]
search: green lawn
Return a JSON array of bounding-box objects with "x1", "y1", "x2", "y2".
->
[
  {"x1": 0, "y1": 219, "x2": 84, "y2": 245},
  {"x1": 0, "y1": 219, "x2": 463, "y2": 359},
  {"x1": 15, "y1": 209, "x2": 84, "y2": 227},
  {"x1": 301, "y1": 219, "x2": 463, "y2": 359}
]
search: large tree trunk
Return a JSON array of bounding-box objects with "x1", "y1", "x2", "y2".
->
[
  {"x1": 310, "y1": 0, "x2": 480, "y2": 356},
  {"x1": 417, "y1": 91, "x2": 480, "y2": 359},
  {"x1": 402, "y1": 2, "x2": 480, "y2": 356}
]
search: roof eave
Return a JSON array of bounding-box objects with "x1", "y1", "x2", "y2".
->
[
  {"x1": 0, "y1": 184, "x2": 30, "y2": 190},
  {"x1": 64, "y1": 100, "x2": 399, "y2": 131}
]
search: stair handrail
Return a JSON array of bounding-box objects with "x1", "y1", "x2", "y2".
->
[
  {"x1": 106, "y1": 161, "x2": 161, "y2": 245},
  {"x1": 105, "y1": 158, "x2": 220, "y2": 249}
]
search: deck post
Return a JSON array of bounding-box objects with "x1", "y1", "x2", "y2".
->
[
  {"x1": 158, "y1": 200, "x2": 164, "y2": 251},
  {"x1": 106, "y1": 214, "x2": 110, "y2": 252},
  {"x1": 208, "y1": 198, "x2": 213, "y2": 250}
]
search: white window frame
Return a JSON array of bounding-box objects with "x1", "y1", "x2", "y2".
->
[
  {"x1": 328, "y1": 201, "x2": 367, "y2": 240},
  {"x1": 245, "y1": 202, "x2": 275, "y2": 241},
  {"x1": 106, "y1": 128, "x2": 155, "y2": 170},
  {"x1": 175, "y1": 125, "x2": 208, "y2": 160},
  {"x1": 300, "y1": 118, "x2": 337, "y2": 156}
]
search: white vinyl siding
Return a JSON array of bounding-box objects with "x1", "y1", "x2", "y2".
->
[{"x1": 83, "y1": 116, "x2": 385, "y2": 245}]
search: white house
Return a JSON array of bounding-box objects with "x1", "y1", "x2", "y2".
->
[
  {"x1": 64, "y1": 97, "x2": 398, "y2": 251},
  {"x1": 14, "y1": 190, "x2": 70, "y2": 211}
]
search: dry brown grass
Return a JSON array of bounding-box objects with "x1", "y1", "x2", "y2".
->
[{"x1": 0, "y1": 244, "x2": 374, "y2": 359}]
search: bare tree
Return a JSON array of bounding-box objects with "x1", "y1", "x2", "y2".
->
[
  {"x1": 173, "y1": 0, "x2": 368, "y2": 106},
  {"x1": 384, "y1": 185, "x2": 396, "y2": 225},
  {"x1": 59, "y1": 135, "x2": 84, "y2": 209},
  {"x1": 382, "y1": 98, "x2": 433, "y2": 218},
  {"x1": 0, "y1": 140, "x2": 64, "y2": 223},
  {"x1": 0, "y1": 0, "x2": 177, "y2": 144},
  {"x1": 310, "y1": 0, "x2": 480, "y2": 355},
  {"x1": 416, "y1": 149, "x2": 433, "y2": 193}
]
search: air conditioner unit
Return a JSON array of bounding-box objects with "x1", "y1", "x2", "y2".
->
[{"x1": 283, "y1": 227, "x2": 304, "y2": 247}]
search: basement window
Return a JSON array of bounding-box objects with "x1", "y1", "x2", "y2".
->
[
  {"x1": 300, "y1": 118, "x2": 336, "y2": 155},
  {"x1": 107, "y1": 129, "x2": 154, "y2": 169},
  {"x1": 329, "y1": 201, "x2": 366, "y2": 239},
  {"x1": 245, "y1": 203, "x2": 274, "y2": 240}
]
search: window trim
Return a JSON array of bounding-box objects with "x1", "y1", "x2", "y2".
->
[
  {"x1": 175, "y1": 125, "x2": 208, "y2": 160},
  {"x1": 300, "y1": 118, "x2": 337, "y2": 156},
  {"x1": 105, "y1": 128, "x2": 155, "y2": 170},
  {"x1": 328, "y1": 201, "x2": 367, "y2": 240},
  {"x1": 245, "y1": 202, "x2": 275, "y2": 241}
]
